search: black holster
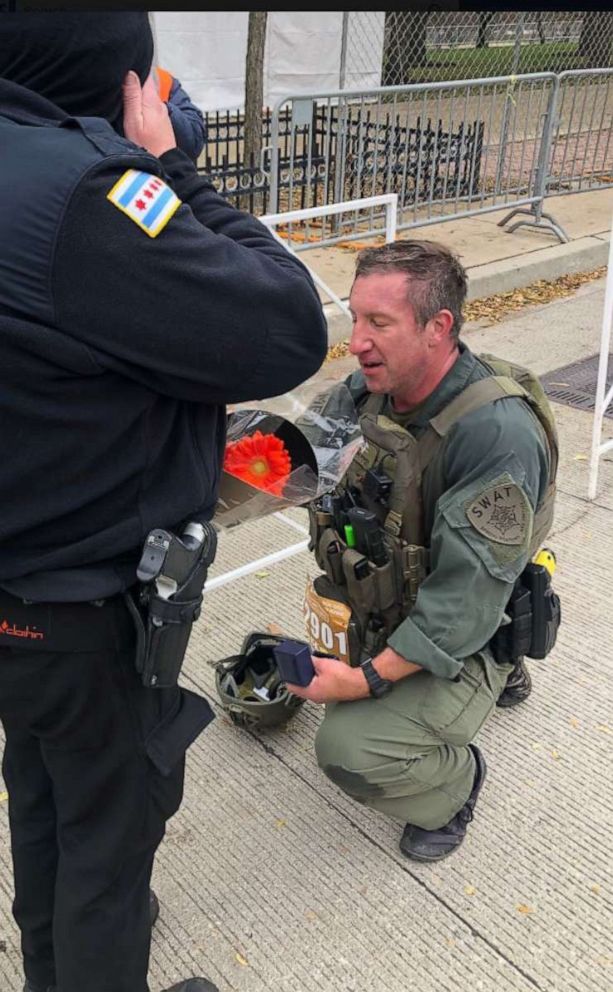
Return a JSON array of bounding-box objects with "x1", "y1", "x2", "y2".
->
[
  {"x1": 126, "y1": 522, "x2": 217, "y2": 688},
  {"x1": 490, "y1": 562, "x2": 561, "y2": 665}
]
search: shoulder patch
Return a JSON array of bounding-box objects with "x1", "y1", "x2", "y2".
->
[
  {"x1": 465, "y1": 477, "x2": 531, "y2": 546},
  {"x1": 106, "y1": 170, "x2": 181, "y2": 238}
]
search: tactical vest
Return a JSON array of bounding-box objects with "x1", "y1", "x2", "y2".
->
[{"x1": 306, "y1": 354, "x2": 558, "y2": 665}]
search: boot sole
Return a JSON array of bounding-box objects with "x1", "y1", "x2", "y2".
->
[
  {"x1": 400, "y1": 838, "x2": 466, "y2": 863},
  {"x1": 496, "y1": 692, "x2": 531, "y2": 708}
]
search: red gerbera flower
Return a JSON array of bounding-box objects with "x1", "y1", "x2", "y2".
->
[{"x1": 223, "y1": 431, "x2": 292, "y2": 495}]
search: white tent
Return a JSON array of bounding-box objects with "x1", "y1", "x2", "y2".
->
[{"x1": 151, "y1": 12, "x2": 385, "y2": 113}]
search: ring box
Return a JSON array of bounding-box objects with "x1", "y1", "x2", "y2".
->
[{"x1": 273, "y1": 639, "x2": 315, "y2": 687}]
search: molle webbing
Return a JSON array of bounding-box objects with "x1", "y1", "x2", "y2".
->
[
  {"x1": 359, "y1": 373, "x2": 556, "y2": 554},
  {"x1": 357, "y1": 412, "x2": 425, "y2": 545},
  {"x1": 308, "y1": 362, "x2": 558, "y2": 661}
]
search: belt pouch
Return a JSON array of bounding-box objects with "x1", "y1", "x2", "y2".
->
[
  {"x1": 523, "y1": 564, "x2": 561, "y2": 659},
  {"x1": 342, "y1": 549, "x2": 376, "y2": 614}
]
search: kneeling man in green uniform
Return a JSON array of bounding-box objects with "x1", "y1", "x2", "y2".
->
[{"x1": 289, "y1": 240, "x2": 558, "y2": 862}]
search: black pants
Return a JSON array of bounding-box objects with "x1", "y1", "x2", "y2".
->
[{"x1": 0, "y1": 597, "x2": 213, "y2": 992}]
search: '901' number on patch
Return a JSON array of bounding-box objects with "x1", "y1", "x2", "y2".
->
[{"x1": 303, "y1": 581, "x2": 351, "y2": 664}]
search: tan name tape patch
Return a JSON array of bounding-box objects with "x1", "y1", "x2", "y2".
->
[{"x1": 465, "y1": 478, "x2": 531, "y2": 545}]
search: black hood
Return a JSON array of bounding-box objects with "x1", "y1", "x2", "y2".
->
[{"x1": 0, "y1": 12, "x2": 153, "y2": 132}]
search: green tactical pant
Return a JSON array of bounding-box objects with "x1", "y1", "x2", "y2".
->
[{"x1": 315, "y1": 650, "x2": 513, "y2": 831}]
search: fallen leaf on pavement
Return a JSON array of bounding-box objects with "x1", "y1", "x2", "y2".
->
[
  {"x1": 275, "y1": 818, "x2": 287, "y2": 829},
  {"x1": 0, "y1": 792, "x2": 7, "y2": 803},
  {"x1": 465, "y1": 885, "x2": 476, "y2": 896},
  {"x1": 267, "y1": 622, "x2": 284, "y2": 635},
  {"x1": 235, "y1": 953, "x2": 248, "y2": 967},
  {"x1": 596, "y1": 724, "x2": 612, "y2": 735},
  {"x1": 516, "y1": 904, "x2": 535, "y2": 915},
  {"x1": 255, "y1": 571, "x2": 270, "y2": 579}
]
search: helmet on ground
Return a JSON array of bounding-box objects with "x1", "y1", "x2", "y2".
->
[{"x1": 215, "y1": 631, "x2": 306, "y2": 729}]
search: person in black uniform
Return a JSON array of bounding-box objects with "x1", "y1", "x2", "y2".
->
[{"x1": 0, "y1": 13, "x2": 327, "y2": 992}]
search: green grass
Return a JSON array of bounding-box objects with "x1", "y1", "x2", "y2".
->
[{"x1": 396, "y1": 42, "x2": 592, "y2": 85}]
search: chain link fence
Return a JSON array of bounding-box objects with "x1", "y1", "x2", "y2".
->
[
  {"x1": 199, "y1": 12, "x2": 612, "y2": 220},
  {"x1": 344, "y1": 11, "x2": 612, "y2": 88}
]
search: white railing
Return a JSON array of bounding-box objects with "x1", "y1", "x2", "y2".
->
[
  {"x1": 588, "y1": 214, "x2": 613, "y2": 499},
  {"x1": 204, "y1": 513, "x2": 310, "y2": 594},
  {"x1": 260, "y1": 193, "x2": 398, "y2": 320}
]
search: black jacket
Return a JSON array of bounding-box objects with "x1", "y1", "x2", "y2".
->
[{"x1": 0, "y1": 80, "x2": 327, "y2": 601}]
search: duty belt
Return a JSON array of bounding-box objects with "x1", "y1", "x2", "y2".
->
[{"x1": 0, "y1": 589, "x2": 134, "y2": 653}]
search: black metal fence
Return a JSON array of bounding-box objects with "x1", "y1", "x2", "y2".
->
[{"x1": 199, "y1": 106, "x2": 484, "y2": 214}]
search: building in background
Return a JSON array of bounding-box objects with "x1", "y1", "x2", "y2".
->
[{"x1": 151, "y1": 12, "x2": 385, "y2": 113}]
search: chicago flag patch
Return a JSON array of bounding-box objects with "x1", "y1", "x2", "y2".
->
[{"x1": 107, "y1": 170, "x2": 181, "y2": 237}]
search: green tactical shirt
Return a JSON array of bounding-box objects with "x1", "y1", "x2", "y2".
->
[{"x1": 351, "y1": 344, "x2": 550, "y2": 679}]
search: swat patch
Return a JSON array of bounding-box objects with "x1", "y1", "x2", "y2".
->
[
  {"x1": 465, "y1": 477, "x2": 531, "y2": 546},
  {"x1": 107, "y1": 170, "x2": 181, "y2": 238}
]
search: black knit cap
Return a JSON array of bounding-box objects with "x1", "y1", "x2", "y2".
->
[{"x1": 0, "y1": 12, "x2": 154, "y2": 131}]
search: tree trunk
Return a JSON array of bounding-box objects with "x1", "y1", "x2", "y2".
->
[
  {"x1": 477, "y1": 12, "x2": 494, "y2": 49},
  {"x1": 383, "y1": 11, "x2": 428, "y2": 86},
  {"x1": 244, "y1": 12, "x2": 267, "y2": 165},
  {"x1": 578, "y1": 12, "x2": 613, "y2": 67}
]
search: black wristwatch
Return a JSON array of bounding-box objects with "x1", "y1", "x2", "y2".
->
[{"x1": 360, "y1": 657, "x2": 394, "y2": 698}]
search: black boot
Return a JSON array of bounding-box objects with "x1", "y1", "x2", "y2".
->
[
  {"x1": 23, "y1": 984, "x2": 55, "y2": 992},
  {"x1": 399, "y1": 744, "x2": 487, "y2": 863},
  {"x1": 150, "y1": 888, "x2": 160, "y2": 927},
  {"x1": 162, "y1": 981, "x2": 219, "y2": 992},
  {"x1": 496, "y1": 657, "x2": 532, "y2": 708}
]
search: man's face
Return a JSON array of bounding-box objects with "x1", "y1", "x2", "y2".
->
[{"x1": 348, "y1": 271, "x2": 435, "y2": 406}]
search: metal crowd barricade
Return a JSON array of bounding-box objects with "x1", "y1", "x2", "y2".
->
[
  {"x1": 265, "y1": 73, "x2": 564, "y2": 250},
  {"x1": 458, "y1": 69, "x2": 612, "y2": 244},
  {"x1": 548, "y1": 69, "x2": 613, "y2": 198}
]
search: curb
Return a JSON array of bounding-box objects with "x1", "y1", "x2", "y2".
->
[{"x1": 323, "y1": 231, "x2": 610, "y2": 346}]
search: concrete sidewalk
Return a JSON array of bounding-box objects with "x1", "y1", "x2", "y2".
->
[
  {"x1": 300, "y1": 186, "x2": 612, "y2": 345},
  {"x1": 1, "y1": 250, "x2": 612, "y2": 989}
]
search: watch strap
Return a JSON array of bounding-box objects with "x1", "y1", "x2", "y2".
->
[{"x1": 360, "y1": 656, "x2": 393, "y2": 698}]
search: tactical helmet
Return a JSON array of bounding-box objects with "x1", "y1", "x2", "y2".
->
[{"x1": 215, "y1": 631, "x2": 306, "y2": 729}]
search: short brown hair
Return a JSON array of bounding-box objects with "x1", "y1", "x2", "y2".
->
[{"x1": 354, "y1": 240, "x2": 468, "y2": 340}]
